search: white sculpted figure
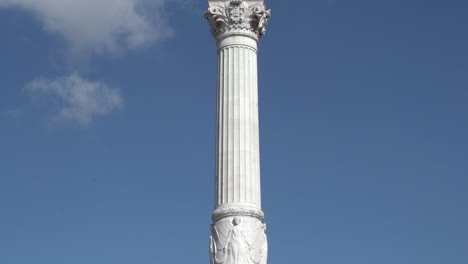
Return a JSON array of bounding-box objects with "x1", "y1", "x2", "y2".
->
[
  {"x1": 210, "y1": 225, "x2": 219, "y2": 264},
  {"x1": 246, "y1": 223, "x2": 267, "y2": 264},
  {"x1": 210, "y1": 218, "x2": 268, "y2": 264},
  {"x1": 223, "y1": 217, "x2": 252, "y2": 264}
]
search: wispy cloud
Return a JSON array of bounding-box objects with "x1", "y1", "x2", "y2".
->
[
  {"x1": 0, "y1": 0, "x2": 172, "y2": 60},
  {"x1": 25, "y1": 74, "x2": 123, "y2": 126}
]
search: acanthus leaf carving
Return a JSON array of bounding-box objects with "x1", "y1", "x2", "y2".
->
[
  {"x1": 205, "y1": 0, "x2": 271, "y2": 39},
  {"x1": 249, "y1": 4, "x2": 271, "y2": 38}
]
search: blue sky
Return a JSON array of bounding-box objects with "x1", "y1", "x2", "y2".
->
[{"x1": 1, "y1": 0, "x2": 467, "y2": 263}]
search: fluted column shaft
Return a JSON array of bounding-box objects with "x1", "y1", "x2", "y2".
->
[{"x1": 215, "y1": 37, "x2": 261, "y2": 208}]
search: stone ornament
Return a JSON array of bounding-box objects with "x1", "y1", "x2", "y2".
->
[
  {"x1": 205, "y1": 0, "x2": 271, "y2": 39},
  {"x1": 212, "y1": 204, "x2": 265, "y2": 222},
  {"x1": 210, "y1": 217, "x2": 268, "y2": 264}
]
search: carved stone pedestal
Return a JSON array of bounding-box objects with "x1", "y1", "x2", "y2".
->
[
  {"x1": 205, "y1": 1, "x2": 271, "y2": 264},
  {"x1": 210, "y1": 210, "x2": 267, "y2": 264}
]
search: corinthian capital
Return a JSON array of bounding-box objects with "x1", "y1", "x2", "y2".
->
[{"x1": 205, "y1": 0, "x2": 271, "y2": 40}]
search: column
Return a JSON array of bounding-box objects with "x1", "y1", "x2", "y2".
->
[{"x1": 205, "y1": 1, "x2": 271, "y2": 264}]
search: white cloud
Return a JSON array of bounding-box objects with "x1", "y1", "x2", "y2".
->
[
  {"x1": 0, "y1": 0, "x2": 172, "y2": 59},
  {"x1": 25, "y1": 74, "x2": 123, "y2": 126}
]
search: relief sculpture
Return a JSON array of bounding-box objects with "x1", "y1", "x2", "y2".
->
[
  {"x1": 227, "y1": 0, "x2": 247, "y2": 24},
  {"x1": 210, "y1": 217, "x2": 268, "y2": 264},
  {"x1": 205, "y1": 0, "x2": 271, "y2": 39}
]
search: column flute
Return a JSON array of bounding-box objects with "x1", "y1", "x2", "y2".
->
[{"x1": 205, "y1": 1, "x2": 271, "y2": 264}]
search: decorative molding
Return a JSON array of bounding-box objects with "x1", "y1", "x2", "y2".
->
[
  {"x1": 217, "y1": 45, "x2": 258, "y2": 55},
  {"x1": 205, "y1": 0, "x2": 271, "y2": 40},
  {"x1": 212, "y1": 205, "x2": 265, "y2": 222}
]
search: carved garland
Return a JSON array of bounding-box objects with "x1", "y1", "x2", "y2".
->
[
  {"x1": 205, "y1": 0, "x2": 271, "y2": 39},
  {"x1": 212, "y1": 206, "x2": 265, "y2": 222}
]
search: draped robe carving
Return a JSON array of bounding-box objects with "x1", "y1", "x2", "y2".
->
[{"x1": 210, "y1": 218, "x2": 268, "y2": 264}]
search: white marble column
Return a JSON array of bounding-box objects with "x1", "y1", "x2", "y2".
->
[{"x1": 205, "y1": 1, "x2": 271, "y2": 264}]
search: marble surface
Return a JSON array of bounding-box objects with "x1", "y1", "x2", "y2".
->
[{"x1": 205, "y1": 1, "x2": 270, "y2": 263}]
